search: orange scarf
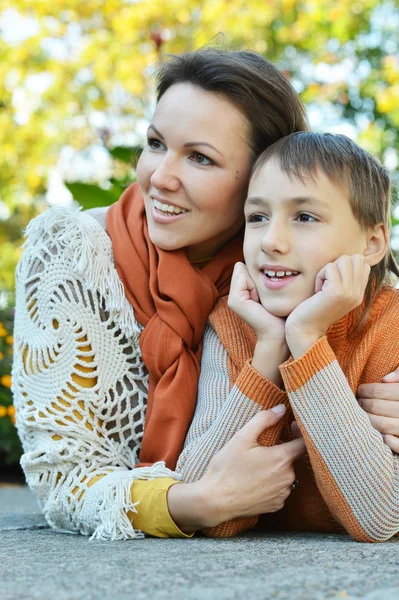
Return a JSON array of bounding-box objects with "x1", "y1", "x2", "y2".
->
[{"x1": 106, "y1": 182, "x2": 244, "y2": 469}]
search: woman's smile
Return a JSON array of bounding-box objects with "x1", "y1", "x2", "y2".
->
[
  {"x1": 151, "y1": 196, "x2": 190, "y2": 224},
  {"x1": 136, "y1": 82, "x2": 252, "y2": 261}
]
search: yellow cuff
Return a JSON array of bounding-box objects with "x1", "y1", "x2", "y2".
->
[{"x1": 129, "y1": 478, "x2": 194, "y2": 538}]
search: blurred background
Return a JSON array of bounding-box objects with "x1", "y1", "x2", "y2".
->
[{"x1": 1, "y1": 0, "x2": 399, "y2": 477}]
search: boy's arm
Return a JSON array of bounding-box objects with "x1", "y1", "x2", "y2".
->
[
  {"x1": 175, "y1": 325, "x2": 290, "y2": 537},
  {"x1": 176, "y1": 326, "x2": 289, "y2": 483},
  {"x1": 280, "y1": 336, "x2": 399, "y2": 543}
]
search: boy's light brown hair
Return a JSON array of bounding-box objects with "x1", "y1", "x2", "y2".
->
[{"x1": 252, "y1": 132, "x2": 399, "y2": 326}]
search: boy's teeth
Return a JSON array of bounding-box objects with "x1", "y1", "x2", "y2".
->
[
  {"x1": 153, "y1": 199, "x2": 187, "y2": 214},
  {"x1": 264, "y1": 269, "x2": 299, "y2": 277}
]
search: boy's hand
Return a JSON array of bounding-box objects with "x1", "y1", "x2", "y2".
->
[
  {"x1": 228, "y1": 262, "x2": 286, "y2": 344},
  {"x1": 285, "y1": 254, "x2": 370, "y2": 358}
]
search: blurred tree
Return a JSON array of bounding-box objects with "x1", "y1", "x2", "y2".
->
[
  {"x1": 1, "y1": 0, "x2": 399, "y2": 470},
  {"x1": 0, "y1": 0, "x2": 398, "y2": 295}
]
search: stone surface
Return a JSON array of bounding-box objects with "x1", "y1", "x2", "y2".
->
[
  {"x1": 2, "y1": 486, "x2": 399, "y2": 600},
  {"x1": 0, "y1": 483, "x2": 40, "y2": 513}
]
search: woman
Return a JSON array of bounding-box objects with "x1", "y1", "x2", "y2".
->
[{"x1": 12, "y1": 47, "x2": 399, "y2": 541}]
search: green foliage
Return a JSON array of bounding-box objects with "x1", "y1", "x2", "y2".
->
[
  {"x1": 0, "y1": 305, "x2": 23, "y2": 467},
  {"x1": 65, "y1": 181, "x2": 125, "y2": 209},
  {"x1": 1, "y1": 0, "x2": 399, "y2": 471},
  {"x1": 1, "y1": 0, "x2": 399, "y2": 295}
]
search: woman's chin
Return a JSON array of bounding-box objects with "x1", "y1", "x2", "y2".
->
[{"x1": 147, "y1": 230, "x2": 183, "y2": 252}]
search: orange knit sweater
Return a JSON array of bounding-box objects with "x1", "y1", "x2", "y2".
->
[{"x1": 205, "y1": 286, "x2": 399, "y2": 542}]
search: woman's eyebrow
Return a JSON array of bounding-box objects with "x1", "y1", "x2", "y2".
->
[
  {"x1": 148, "y1": 124, "x2": 164, "y2": 139},
  {"x1": 183, "y1": 142, "x2": 223, "y2": 156},
  {"x1": 147, "y1": 124, "x2": 222, "y2": 156}
]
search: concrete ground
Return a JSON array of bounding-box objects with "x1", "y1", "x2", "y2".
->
[{"x1": 1, "y1": 485, "x2": 399, "y2": 600}]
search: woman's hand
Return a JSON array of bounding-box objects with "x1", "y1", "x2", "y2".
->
[
  {"x1": 200, "y1": 406, "x2": 305, "y2": 524},
  {"x1": 167, "y1": 407, "x2": 305, "y2": 532},
  {"x1": 228, "y1": 262, "x2": 286, "y2": 344},
  {"x1": 286, "y1": 254, "x2": 370, "y2": 358},
  {"x1": 358, "y1": 369, "x2": 399, "y2": 453}
]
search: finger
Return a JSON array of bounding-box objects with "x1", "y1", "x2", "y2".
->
[
  {"x1": 246, "y1": 274, "x2": 260, "y2": 303},
  {"x1": 335, "y1": 255, "x2": 353, "y2": 289},
  {"x1": 359, "y1": 397, "x2": 399, "y2": 419},
  {"x1": 291, "y1": 421, "x2": 303, "y2": 439},
  {"x1": 230, "y1": 262, "x2": 247, "y2": 289},
  {"x1": 367, "y1": 413, "x2": 399, "y2": 436},
  {"x1": 382, "y1": 366, "x2": 399, "y2": 383},
  {"x1": 229, "y1": 263, "x2": 259, "y2": 304},
  {"x1": 361, "y1": 259, "x2": 371, "y2": 296},
  {"x1": 358, "y1": 381, "x2": 399, "y2": 400},
  {"x1": 235, "y1": 262, "x2": 259, "y2": 302},
  {"x1": 383, "y1": 434, "x2": 399, "y2": 454},
  {"x1": 277, "y1": 436, "x2": 306, "y2": 462},
  {"x1": 350, "y1": 254, "x2": 368, "y2": 295},
  {"x1": 314, "y1": 262, "x2": 340, "y2": 293},
  {"x1": 235, "y1": 406, "x2": 287, "y2": 443}
]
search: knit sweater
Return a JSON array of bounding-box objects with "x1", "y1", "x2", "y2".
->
[
  {"x1": 185, "y1": 292, "x2": 399, "y2": 542},
  {"x1": 14, "y1": 205, "x2": 399, "y2": 542},
  {"x1": 12, "y1": 206, "x2": 284, "y2": 540}
]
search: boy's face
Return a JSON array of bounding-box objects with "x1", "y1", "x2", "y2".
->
[{"x1": 244, "y1": 159, "x2": 370, "y2": 318}]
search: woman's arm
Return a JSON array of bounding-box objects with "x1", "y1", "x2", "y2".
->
[
  {"x1": 12, "y1": 207, "x2": 179, "y2": 540},
  {"x1": 280, "y1": 336, "x2": 399, "y2": 543}
]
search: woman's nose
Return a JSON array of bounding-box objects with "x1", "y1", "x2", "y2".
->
[
  {"x1": 261, "y1": 220, "x2": 290, "y2": 255},
  {"x1": 150, "y1": 156, "x2": 181, "y2": 192}
]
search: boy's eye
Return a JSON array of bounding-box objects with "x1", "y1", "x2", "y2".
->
[
  {"x1": 147, "y1": 138, "x2": 166, "y2": 150},
  {"x1": 247, "y1": 213, "x2": 268, "y2": 223},
  {"x1": 189, "y1": 152, "x2": 213, "y2": 166},
  {"x1": 296, "y1": 212, "x2": 317, "y2": 223}
]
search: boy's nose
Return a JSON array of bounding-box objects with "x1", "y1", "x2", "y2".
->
[{"x1": 260, "y1": 222, "x2": 290, "y2": 255}]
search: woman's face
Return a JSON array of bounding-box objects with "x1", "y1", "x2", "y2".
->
[{"x1": 136, "y1": 83, "x2": 252, "y2": 261}]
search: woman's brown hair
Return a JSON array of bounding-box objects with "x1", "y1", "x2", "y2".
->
[
  {"x1": 156, "y1": 47, "x2": 308, "y2": 162},
  {"x1": 253, "y1": 132, "x2": 399, "y2": 326}
]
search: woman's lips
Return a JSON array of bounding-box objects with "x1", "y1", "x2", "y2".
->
[
  {"x1": 260, "y1": 272, "x2": 299, "y2": 290},
  {"x1": 151, "y1": 201, "x2": 189, "y2": 224}
]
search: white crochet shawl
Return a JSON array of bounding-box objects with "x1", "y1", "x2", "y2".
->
[{"x1": 12, "y1": 206, "x2": 179, "y2": 540}]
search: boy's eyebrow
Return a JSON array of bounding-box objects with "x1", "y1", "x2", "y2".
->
[
  {"x1": 245, "y1": 195, "x2": 332, "y2": 212},
  {"x1": 148, "y1": 124, "x2": 222, "y2": 156}
]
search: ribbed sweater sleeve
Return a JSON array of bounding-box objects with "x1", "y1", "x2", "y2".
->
[
  {"x1": 280, "y1": 335, "x2": 399, "y2": 542},
  {"x1": 176, "y1": 324, "x2": 288, "y2": 483}
]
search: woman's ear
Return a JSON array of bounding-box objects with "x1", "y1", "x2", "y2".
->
[{"x1": 363, "y1": 223, "x2": 388, "y2": 266}]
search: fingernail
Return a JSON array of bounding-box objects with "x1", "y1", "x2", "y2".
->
[
  {"x1": 271, "y1": 404, "x2": 286, "y2": 415},
  {"x1": 383, "y1": 372, "x2": 396, "y2": 381}
]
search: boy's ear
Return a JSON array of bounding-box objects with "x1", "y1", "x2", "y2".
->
[{"x1": 363, "y1": 223, "x2": 388, "y2": 266}]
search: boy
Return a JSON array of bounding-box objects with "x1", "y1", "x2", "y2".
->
[{"x1": 178, "y1": 132, "x2": 399, "y2": 542}]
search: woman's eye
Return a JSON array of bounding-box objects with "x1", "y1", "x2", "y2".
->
[
  {"x1": 247, "y1": 214, "x2": 267, "y2": 223},
  {"x1": 296, "y1": 212, "x2": 317, "y2": 223},
  {"x1": 147, "y1": 138, "x2": 165, "y2": 151},
  {"x1": 190, "y1": 152, "x2": 213, "y2": 166}
]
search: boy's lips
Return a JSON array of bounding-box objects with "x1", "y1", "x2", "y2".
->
[
  {"x1": 259, "y1": 264, "x2": 300, "y2": 276},
  {"x1": 258, "y1": 265, "x2": 301, "y2": 291},
  {"x1": 260, "y1": 271, "x2": 300, "y2": 290}
]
